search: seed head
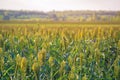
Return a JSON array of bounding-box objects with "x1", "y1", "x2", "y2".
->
[
  {"x1": 16, "y1": 54, "x2": 22, "y2": 66},
  {"x1": 71, "y1": 65, "x2": 75, "y2": 72},
  {"x1": 68, "y1": 56, "x2": 72, "y2": 66},
  {"x1": 40, "y1": 48, "x2": 46, "y2": 60},
  {"x1": 20, "y1": 57, "x2": 27, "y2": 72},
  {"x1": 82, "y1": 75, "x2": 87, "y2": 80},
  {"x1": 59, "y1": 60, "x2": 66, "y2": 74},
  {"x1": 0, "y1": 47, "x2": 2, "y2": 54},
  {"x1": 60, "y1": 60, "x2": 66, "y2": 69},
  {"x1": 48, "y1": 56, "x2": 54, "y2": 67},
  {"x1": 32, "y1": 62, "x2": 39, "y2": 72},
  {"x1": 68, "y1": 72, "x2": 75, "y2": 80},
  {"x1": 38, "y1": 52, "x2": 43, "y2": 66}
]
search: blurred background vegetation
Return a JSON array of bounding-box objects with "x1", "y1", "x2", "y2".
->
[{"x1": 0, "y1": 10, "x2": 120, "y2": 22}]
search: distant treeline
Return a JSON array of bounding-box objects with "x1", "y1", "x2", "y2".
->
[{"x1": 0, "y1": 9, "x2": 120, "y2": 22}]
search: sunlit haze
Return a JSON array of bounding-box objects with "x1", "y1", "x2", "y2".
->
[{"x1": 0, "y1": 0, "x2": 120, "y2": 11}]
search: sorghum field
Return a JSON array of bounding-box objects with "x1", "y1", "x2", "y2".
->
[{"x1": 0, "y1": 22, "x2": 120, "y2": 80}]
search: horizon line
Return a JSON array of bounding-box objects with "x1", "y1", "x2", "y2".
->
[{"x1": 0, "y1": 9, "x2": 120, "y2": 12}]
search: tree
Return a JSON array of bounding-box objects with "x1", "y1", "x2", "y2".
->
[{"x1": 3, "y1": 11, "x2": 10, "y2": 20}]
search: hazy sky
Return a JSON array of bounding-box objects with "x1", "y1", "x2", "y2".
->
[{"x1": 0, "y1": 0, "x2": 120, "y2": 11}]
